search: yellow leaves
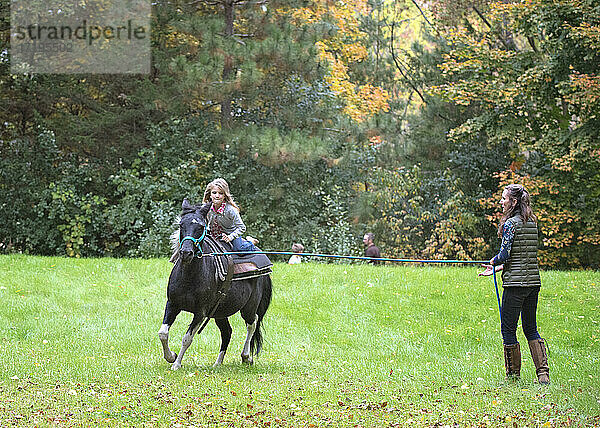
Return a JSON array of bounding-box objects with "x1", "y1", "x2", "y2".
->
[
  {"x1": 439, "y1": 58, "x2": 484, "y2": 73},
  {"x1": 490, "y1": 0, "x2": 537, "y2": 19},
  {"x1": 290, "y1": 6, "x2": 327, "y2": 24},
  {"x1": 344, "y1": 85, "x2": 390, "y2": 121},
  {"x1": 579, "y1": 234, "x2": 600, "y2": 245},
  {"x1": 297, "y1": 1, "x2": 388, "y2": 122},
  {"x1": 444, "y1": 28, "x2": 486, "y2": 48},
  {"x1": 566, "y1": 72, "x2": 600, "y2": 117},
  {"x1": 320, "y1": 53, "x2": 390, "y2": 121},
  {"x1": 291, "y1": 0, "x2": 367, "y2": 32},
  {"x1": 550, "y1": 154, "x2": 575, "y2": 172},
  {"x1": 164, "y1": 28, "x2": 200, "y2": 49},
  {"x1": 341, "y1": 42, "x2": 368, "y2": 62},
  {"x1": 566, "y1": 20, "x2": 600, "y2": 49}
]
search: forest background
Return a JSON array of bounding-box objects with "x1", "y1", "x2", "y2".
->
[{"x1": 1, "y1": 0, "x2": 598, "y2": 269}]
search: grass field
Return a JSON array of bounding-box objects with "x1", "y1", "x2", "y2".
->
[{"x1": 1, "y1": 254, "x2": 599, "y2": 427}]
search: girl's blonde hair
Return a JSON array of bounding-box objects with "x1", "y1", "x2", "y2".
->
[
  {"x1": 202, "y1": 178, "x2": 240, "y2": 211},
  {"x1": 498, "y1": 183, "x2": 536, "y2": 237}
]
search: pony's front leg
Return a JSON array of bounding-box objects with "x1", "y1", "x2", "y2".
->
[
  {"x1": 159, "y1": 302, "x2": 180, "y2": 363},
  {"x1": 241, "y1": 314, "x2": 258, "y2": 364},
  {"x1": 171, "y1": 313, "x2": 203, "y2": 371},
  {"x1": 213, "y1": 318, "x2": 232, "y2": 367}
]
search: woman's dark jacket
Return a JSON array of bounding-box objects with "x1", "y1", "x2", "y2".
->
[{"x1": 501, "y1": 214, "x2": 541, "y2": 288}]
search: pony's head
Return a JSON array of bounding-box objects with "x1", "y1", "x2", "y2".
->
[{"x1": 178, "y1": 198, "x2": 211, "y2": 264}]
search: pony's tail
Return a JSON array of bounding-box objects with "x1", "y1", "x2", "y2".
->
[{"x1": 250, "y1": 275, "x2": 272, "y2": 356}]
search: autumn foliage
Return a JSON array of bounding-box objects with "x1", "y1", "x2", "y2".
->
[
  {"x1": 428, "y1": 0, "x2": 600, "y2": 268},
  {"x1": 291, "y1": 1, "x2": 390, "y2": 121},
  {"x1": 2, "y1": 0, "x2": 598, "y2": 268}
]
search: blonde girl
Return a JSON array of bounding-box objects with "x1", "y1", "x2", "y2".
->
[{"x1": 203, "y1": 178, "x2": 258, "y2": 252}]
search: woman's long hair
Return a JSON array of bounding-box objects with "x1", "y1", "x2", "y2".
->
[
  {"x1": 498, "y1": 184, "x2": 537, "y2": 237},
  {"x1": 202, "y1": 178, "x2": 241, "y2": 211}
]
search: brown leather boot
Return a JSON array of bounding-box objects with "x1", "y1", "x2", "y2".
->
[
  {"x1": 504, "y1": 343, "x2": 521, "y2": 379},
  {"x1": 528, "y1": 338, "x2": 550, "y2": 385}
]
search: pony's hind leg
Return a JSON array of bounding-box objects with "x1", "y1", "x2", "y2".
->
[
  {"x1": 240, "y1": 281, "x2": 263, "y2": 364},
  {"x1": 159, "y1": 302, "x2": 180, "y2": 363},
  {"x1": 213, "y1": 318, "x2": 232, "y2": 367},
  {"x1": 171, "y1": 313, "x2": 203, "y2": 371},
  {"x1": 241, "y1": 314, "x2": 258, "y2": 364}
]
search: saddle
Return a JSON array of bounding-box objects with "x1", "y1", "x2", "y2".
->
[{"x1": 205, "y1": 237, "x2": 272, "y2": 281}]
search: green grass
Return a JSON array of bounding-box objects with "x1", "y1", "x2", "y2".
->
[{"x1": 0, "y1": 254, "x2": 599, "y2": 427}]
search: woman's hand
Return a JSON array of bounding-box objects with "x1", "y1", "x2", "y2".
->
[
  {"x1": 221, "y1": 233, "x2": 232, "y2": 243},
  {"x1": 478, "y1": 264, "x2": 503, "y2": 277}
]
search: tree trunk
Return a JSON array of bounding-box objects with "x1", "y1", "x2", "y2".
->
[{"x1": 221, "y1": 0, "x2": 234, "y2": 129}]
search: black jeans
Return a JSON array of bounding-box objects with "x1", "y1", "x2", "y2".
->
[{"x1": 501, "y1": 286, "x2": 542, "y2": 345}]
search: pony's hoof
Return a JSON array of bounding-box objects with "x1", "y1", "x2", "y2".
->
[
  {"x1": 241, "y1": 355, "x2": 253, "y2": 365},
  {"x1": 171, "y1": 362, "x2": 181, "y2": 371},
  {"x1": 165, "y1": 352, "x2": 177, "y2": 363}
]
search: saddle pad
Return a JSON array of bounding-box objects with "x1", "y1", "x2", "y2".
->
[
  {"x1": 232, "y1": 267, "x2": 272, "y2": 281},
  {"x1": 217, "y1": 241, "x2": 273, "y2": 270},
  {"x1": 232, "y1": 252, "x2": 273, "y2": 270},
  {"x1": 204, "y1": 236, "x2": 230, "y2": 282},
  {"x1": 230, "y1": 255, "x2": 272, "y2": 282},
  {"x1": 233, "y1": 262, "x2": 257, "y2": 274}
]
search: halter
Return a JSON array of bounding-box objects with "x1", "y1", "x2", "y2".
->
[{"x1": 179, "y1": 227, "x2": 207, "y2": 258}]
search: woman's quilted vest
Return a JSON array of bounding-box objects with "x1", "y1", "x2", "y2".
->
[{"x1": 501, "y1": 215, "x2": 542, "y2": 287}]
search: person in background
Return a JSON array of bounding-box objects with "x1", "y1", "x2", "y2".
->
[
  {"x1": 288, "y1": 243, "x2": 304, "y2": 264},
  {"x1": 363, "y1": 232, "x2": 381, "y2": 265},
  {"x1": 484, "y1": 183, "x2": 549, "y2": 384}
]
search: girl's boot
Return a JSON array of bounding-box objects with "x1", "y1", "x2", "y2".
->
[
  {"x1": 504, "y1": 343, "x2": 521, "y2": 379},
  {"x1": 528, "y1": 339, "x2": 550, "y2": 385}
]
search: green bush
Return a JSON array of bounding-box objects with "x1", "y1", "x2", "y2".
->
[
  {"x1": 310, "y1": 186, "x2": 361, "y2": 262},
  {"x1": 0, "y1": 128, "x2": 62, "y2": 255},
  {"x1": 103, "y1": 118, "x2": 214, "y2": 257},
  {"x1": 209, "y1": 130, "x2": 363, "y2": 260}
]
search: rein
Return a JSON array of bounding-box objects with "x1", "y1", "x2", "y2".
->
[
  {"x1": 199, "y1": 250, "x2": 489, "y2": 264},
  {"x1": 492, "y1": 268, "x2": 502, "y2": 319},
  {"x1": 197, "y1": 249, "x2": 504, "y2": 321},
  {"x1": 175, "y1": 215, "x2": 504, "y2": 325}
]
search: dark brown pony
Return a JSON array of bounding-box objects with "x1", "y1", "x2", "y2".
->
[{"x1": 159, "y1": 199, "x2": 272, "y2": 369}]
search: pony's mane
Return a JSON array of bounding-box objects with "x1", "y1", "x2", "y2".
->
[{"x1": 170, "y1": 216, "x2": 181, "y2": 256}]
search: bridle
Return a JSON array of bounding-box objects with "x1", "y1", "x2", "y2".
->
[{"x1": 179, "y1": 219, "x2": 207, "y2": 258}]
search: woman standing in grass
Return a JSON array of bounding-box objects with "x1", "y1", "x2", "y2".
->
[{"x1": 488, "y1": 184, "x2": 549, "y2": 384}]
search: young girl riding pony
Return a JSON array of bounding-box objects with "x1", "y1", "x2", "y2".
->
[
  {"x1": 202, "y1": 178, "x2": 259, "y2": 252},
  {"x1": 170, "y1": 178, "x2": 258, "y2": 262}
]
